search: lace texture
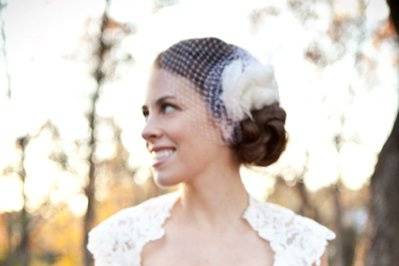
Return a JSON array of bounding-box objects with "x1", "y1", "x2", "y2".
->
[
  {"x1": 242, "y1": 197, "x2": 335, "y2": 266},
  {"x1": 87, "y1": 192, "x2": 180, "y2": 266},
  {"x1": 88, "y1": 191, "x2": 335, "y2": 266}
]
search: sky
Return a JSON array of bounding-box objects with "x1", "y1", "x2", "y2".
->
[{"x1": 0, "y1": 0, "x2": 397, "y2": 214}]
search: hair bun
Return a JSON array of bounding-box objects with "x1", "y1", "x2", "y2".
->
[{"x1": 233, "y1": 103, "x2": 287, "y2": 167}]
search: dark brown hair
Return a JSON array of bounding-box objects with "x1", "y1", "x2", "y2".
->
[{"x1": 232, "y1": 103, "x2": 288, "y2": 167}]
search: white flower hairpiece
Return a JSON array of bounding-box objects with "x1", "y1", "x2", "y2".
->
[{"x1": 220, "y1": 57, "x2": 279, "y2": 122}]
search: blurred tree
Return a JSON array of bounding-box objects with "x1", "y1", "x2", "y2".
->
[
  {"x1": 81, "y1": 0, "x2": 136, "y2": 265},
  {"x1": 2, "y1": 137, "x2": 31, "y2": 266},
  {"x1": 280, "y1": 1, "x2": 370, "y2": 264},
  {"x1": 1, "y1": 122, "x2": 64, "y2": 266},
  {"x1": 255, "y1": 0, "x2": 397, "y2": 264},
  {"x1": 82, "y1": 0, "x2": 111, "y2": 265},
  {"x1": 14, "y1": 137, "x2": 30, "y2": 266},
  {"x1": 367, "y1": 1, "x2": 399, "y2": 265},
  {"x1": 0, "y1": 0, "x2": 10, "y2": 99}
]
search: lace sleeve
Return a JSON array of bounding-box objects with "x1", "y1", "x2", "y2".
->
[
  {"x1": 243, "y1": 198, "x2": 335, "y2": 266},
  {"x1": 293, "y1": 215, "x2": 336, "y2": 266},
  {"x1": 86, "y1": 192, "x2": 180, "y2": 266},
  {"x1": 87, "y1": 208, "x2": 139, "y2": 266}
]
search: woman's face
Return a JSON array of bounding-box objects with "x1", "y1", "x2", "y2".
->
[{"x1": 141, "y1": 68, "x2": 227, "y2": 187}]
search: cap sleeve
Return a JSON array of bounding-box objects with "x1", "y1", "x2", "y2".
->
[
  {"x1": 294, "y1": 215, "x2": 336, "y2": 266},
  {"x1": 86, "y1": 192, "x2": 181, "y2": 266},
  {"x1": 86, "y1": 208, "x2": 140, "y2": 266}
]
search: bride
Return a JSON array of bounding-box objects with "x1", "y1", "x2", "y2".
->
[{"x1": 87, "y1": 37, "x2": 335, "y2": 266}]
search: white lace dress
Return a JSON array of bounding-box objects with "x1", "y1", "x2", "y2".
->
[{"x1": 87, "y1": 191, "x2": 335, "y2": 266}]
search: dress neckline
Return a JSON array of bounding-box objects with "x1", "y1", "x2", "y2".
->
[
  {"x1": 88, "y1": 189, "x2": 335, "y2": 266},
  {"x1": 163, "y1": 189, "x2": 257, "y2": 221},
  {"x1": 141, "y1": 190, "x2": 276, "y2": 265}
]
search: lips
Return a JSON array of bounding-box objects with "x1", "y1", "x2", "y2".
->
[{"x1": 151, "y1": 147, "x2": 176, "y2": 168}]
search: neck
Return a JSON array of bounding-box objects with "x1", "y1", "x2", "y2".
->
[{"x1": 175, "y1": 161, "x2": 250, "y2": 231}]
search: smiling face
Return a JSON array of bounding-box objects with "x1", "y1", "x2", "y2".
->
[{"x1": 141, "y1": 68, "x2": 231, "y2": 188}]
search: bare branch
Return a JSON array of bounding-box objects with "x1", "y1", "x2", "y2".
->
[{"x1": 0, "y1": 0, "x2": 11, "y2": 99}]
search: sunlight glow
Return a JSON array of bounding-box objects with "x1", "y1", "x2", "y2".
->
[{"x1": 0, "y1": 0, "x2": 396, "y2": 213}]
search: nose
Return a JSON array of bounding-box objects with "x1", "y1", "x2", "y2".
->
[{"x1": 141, "y1": 116, "x2": 162, "y2": 143}]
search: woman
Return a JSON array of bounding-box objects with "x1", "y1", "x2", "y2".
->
[{"x1": 87, "y1": 37, "x2": 335, "y2": 266}]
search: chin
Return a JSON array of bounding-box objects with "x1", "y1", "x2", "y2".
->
[{"x1": 152, "y1": 171, "x2": 183, "y2": 188}]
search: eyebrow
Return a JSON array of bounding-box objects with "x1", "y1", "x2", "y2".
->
[{"x1": 142, "y1": 95, "x2": 177, "y2": 112}]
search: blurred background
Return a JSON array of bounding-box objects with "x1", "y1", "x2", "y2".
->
[{"x1": 0, "y1": 0, "x2": 398, "y2": 265}]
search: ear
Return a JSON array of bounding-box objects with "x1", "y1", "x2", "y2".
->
[
  {"x1": 215, "y1": 120, "x2": 234, "y2": 147},
  {"x1": 205, "y1": 114, "x2": 229, "y2": 146}
]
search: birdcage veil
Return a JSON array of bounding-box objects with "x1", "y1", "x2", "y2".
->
[{"x1": 150, "y1": 37, "x2": 280, "y2": 145}]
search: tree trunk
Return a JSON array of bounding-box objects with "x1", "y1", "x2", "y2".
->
[
  {"x1": 82, "y1": 1, "x2": 111, "y2": 265},
  {"x1": 367, "y1": 112, "x2": 399, "y2": 265},
  {"x1": 13, "y1": 137, "x2": 31, "y2": 266},
  {"x1": 366, "y1": 1, "x2": 399, "y2": 265},
  {"x1": 0, "y1": 0, "x2": 12, "y2": 99}
]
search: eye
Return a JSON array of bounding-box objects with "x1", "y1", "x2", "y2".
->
[
  {"x1": 142, "y1": 107, "x2": 149, "y2": 118},
  {"x1": 160, "y1": 103, "x2": 177, "y2": 114}
]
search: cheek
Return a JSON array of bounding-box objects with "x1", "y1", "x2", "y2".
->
[
  {"x1": 177, "y1": 132, "x2": 220, "y2": 169},
  {"x1": 186, "y1": 114, "x2": 223, "y2": 144},
  {"x1": 169, "y1": 113, "x2": 224, "y2": 165}
]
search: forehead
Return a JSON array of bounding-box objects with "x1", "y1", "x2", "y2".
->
[{"x1": 145, "y1": 68, "x2": 203, "y2": 106}]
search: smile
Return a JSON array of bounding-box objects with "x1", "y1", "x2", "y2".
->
[{"x1": 151, "y1": 148, "x2": 176, "y2": 168}]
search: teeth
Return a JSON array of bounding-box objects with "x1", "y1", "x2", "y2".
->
[{"x1": 152, "y1": 149, "x2": 175, "y2": 160}]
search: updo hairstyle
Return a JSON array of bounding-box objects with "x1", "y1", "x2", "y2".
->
[{"x1": 153, "y1": 37, "x2": 288, "y2": 167}]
